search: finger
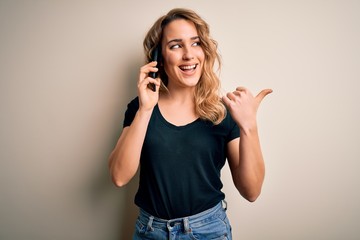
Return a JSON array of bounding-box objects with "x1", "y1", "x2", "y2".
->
[
  {"x1": 138, "y1": 76, "x2": 149, "y2": 89},
  {"x1": 226, "y1": 92, "x2": 236, "y2": 101},
  {"x1": 232, "y1": 91, "x2": 241, "y2": 97},
  {"x1": 142, "y1": 76, "x2": 161, "y2": 92},
  {"x1": 149, "y1": 77, "x2": 161, "y2": 88},
  {"x1": 141, "y1": 76, "x2": 158, "y2": 86},
  {"x1": 236, "y1": 86, "x2": 248, "y2": 92},
  {"x1": 256, "y1": 89, "x2": 273, "y2": 103},
  {"x1": 156, "y1": 77, "x2": 162, "y2": 87},
  {"x1": 222, "y1": 95, "x2": 232, "y2": 107},
  {"x1": 140, "y1": 66, "x2": 158, "y2": 75},
  {"x1": 147, "y1": 61, "x2": 158, "y2": 67},
  {"x1": 139, "y1": 65, "x2": 158, "y2": 83},
  {"x1": 140, "y1": 61, "x2": 158, "y2": 72}
]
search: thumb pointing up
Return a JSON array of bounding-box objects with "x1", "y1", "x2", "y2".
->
[{"x1": 256, "y1": 89, "x2": 273, "y2": 105}]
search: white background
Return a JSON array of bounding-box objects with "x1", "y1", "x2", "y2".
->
[{"x1": 1, "y1": 0, "x2": 359, "y2": 239}]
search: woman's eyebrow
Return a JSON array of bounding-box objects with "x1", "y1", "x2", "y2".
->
[{"x1": 166, "y1": 36, "x2": 200, "y2": 45}]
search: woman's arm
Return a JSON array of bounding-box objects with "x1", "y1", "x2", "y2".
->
[
  {"x1": 109, "y1": 61, "x2": 160, "y2": 187},
  {"x1": 223, "y1": 87, "x2": 272, "y2": 201},
  {"x1": 226, "y1": 131, "x2": 265, "y2": 202},
  {"x1": 109, "y1": 109, "x2": 153, "y2": 187}
]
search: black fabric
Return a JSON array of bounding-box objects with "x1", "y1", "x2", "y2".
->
[{"x1": 123, "y1": 97, "x2": 240, "y2": 219}]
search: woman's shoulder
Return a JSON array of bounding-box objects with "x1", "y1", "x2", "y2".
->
[
  {"x1": 220, "y1": 110, "x2": 237, "y2": 127},
  {"x1": 127, "y1": 96, "x2": 139, "y2": 110}
]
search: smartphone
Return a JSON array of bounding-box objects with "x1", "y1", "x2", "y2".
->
[{"x1": 148, "y1": 46, "x2": 160, "y2": 92}]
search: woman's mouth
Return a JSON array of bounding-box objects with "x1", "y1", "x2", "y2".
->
[{"x1": 179, "y1": 64, "x2": 197, "y2": 71}]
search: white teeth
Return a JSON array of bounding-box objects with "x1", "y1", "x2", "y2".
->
[{"x1": 180, "y1": 64, "x2": 196, "y2": 70}]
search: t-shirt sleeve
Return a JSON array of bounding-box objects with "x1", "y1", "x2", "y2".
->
[
  {"x1": 123, "y1": 97, "x2": 139, "y2": 128},
  {"x1": 225, "y1": 112, "x2": 240, "y2": 142}
]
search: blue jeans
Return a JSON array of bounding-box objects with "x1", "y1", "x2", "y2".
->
[{"x1": 133, "y1": 201, "x2": 232, "y2": 240}]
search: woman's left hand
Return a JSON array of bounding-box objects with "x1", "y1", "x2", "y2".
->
[{"x1": 222, "y1": 87, "x2": 272, "y2": 131}]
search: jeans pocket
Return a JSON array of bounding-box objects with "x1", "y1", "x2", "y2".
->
[
  {"x1": 190, "y1": 213, "x2": 231, "y2": 240},
  {"x1": 217, "y1": 210, "x2": 232, "y2": 237},
  {"x1": 134, "y1": 219, "x2": 168, "y2": 240},
  {"x1": 134, "y1": 218, "x2": 147, "y2": 236}
]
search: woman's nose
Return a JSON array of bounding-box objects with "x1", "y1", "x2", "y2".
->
[{"x1": 182, "y1": 48, "x2": 194, "y2": 60}]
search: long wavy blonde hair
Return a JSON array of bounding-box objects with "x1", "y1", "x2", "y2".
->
[{"x1": 143, "y1": 8, "x2": 226, "y2": 125}]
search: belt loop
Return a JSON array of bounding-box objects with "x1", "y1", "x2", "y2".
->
[
  {"x1": 147, "y1": 216, "x2": 154, "y2": 231},
  {"x1": 183, "y1": 217, "x2": 190, "y2": 233},
  {"x1": 222, "y1": 200, "x2": 228, "y2": 211}
]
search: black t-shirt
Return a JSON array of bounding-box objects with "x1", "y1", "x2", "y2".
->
[{"x1": 123, "y1": 97, "x2": 240, "y2": 219}]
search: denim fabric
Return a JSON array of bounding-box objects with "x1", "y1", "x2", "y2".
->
[{"x1": 132, "y1": 201, "x2": 232, "y2": 240}]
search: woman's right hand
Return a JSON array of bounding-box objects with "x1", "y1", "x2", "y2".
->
[{"x1": 137, "y1": 61, "x2": 161, "y2": 111}]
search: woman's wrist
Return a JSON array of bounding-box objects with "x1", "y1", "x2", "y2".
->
[
  {"x1": 137, "y1": 107, "x2": 154, "y2": 119},
  {"x1": 239, "y1": 121, "x2": 258, "y2": 136}
]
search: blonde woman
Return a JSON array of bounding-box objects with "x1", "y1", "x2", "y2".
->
[{"x1": 109, "y1": 8, "x2": 272, "y2": 240}]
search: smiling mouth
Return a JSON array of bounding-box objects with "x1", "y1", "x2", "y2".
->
[{"x1": 179, "y1": 64, "x2": 197, "y2": 71}]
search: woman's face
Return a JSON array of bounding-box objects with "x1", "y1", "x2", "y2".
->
[{"x1": 161, "y1": 19, "x2": 205, "y2": 90}]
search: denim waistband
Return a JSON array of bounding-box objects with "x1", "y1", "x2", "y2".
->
[{"x1": 138, "y1": 201, "x2": 227, "y2": 233}]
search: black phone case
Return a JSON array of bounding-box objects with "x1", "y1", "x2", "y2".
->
[{"x1": 148, "y1": 46, "x2": 160, "y2": 92}]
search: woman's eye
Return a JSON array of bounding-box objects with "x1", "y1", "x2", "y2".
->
[
  {"x1": 192, "y1": 41, "x2": 201, "y2": 47},
  {"x1": 170, "y1": 44, "x2": 181, "y2": 49}
]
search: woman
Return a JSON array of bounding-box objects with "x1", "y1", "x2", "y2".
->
[{"x1": 109, "y1": 8, "x2": 272, "y2": 240}]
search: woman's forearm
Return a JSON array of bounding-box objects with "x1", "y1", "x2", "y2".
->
[{"x1": 236, "y1": 126, "x2": 265, "y2": 201}]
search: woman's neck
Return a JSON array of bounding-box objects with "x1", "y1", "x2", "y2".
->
[
  {"x1": 158, "y1": 88, "x2": 198, "y2": 126},
  {"x1": 162, "y1": 84, "x2": 195, "y2": 105}
]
